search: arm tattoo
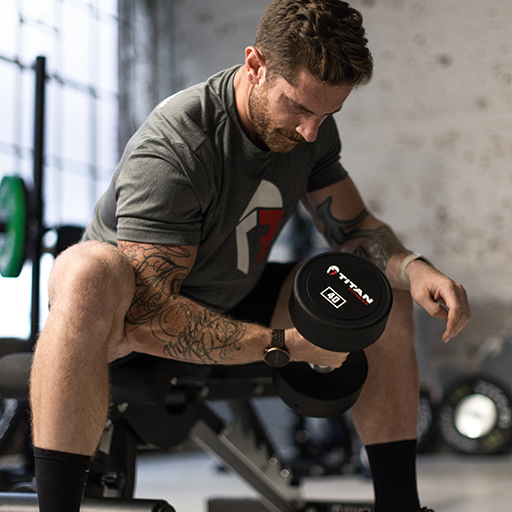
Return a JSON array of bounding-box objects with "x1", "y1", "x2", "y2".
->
[
  {"x1": 352, "y1": 226, "x2": 405, "y2": 273},
  {"x1": 160, "y1": 304, "x2": 246, "y2": 363},
  {"x1": 121, "y1": 243, "x2": 246, "y2": 363},
  {"x1": 122, "y1": 243, "x2": 190, "y2": 324},
  {"x1": 315, "y1": 196, "x2": 405, "y2": 273},
  {"x1": 315, "y1": 196, "x2": 369, "y2": 246}
]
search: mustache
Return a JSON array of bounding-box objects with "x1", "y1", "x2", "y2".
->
[{"x1": 275, "y1": 128, "x2": 306, "y2": 144}]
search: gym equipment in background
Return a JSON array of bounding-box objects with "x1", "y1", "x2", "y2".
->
[
  {"x1": 435, "y1": 334, "x2": 512, "y2": 455},
  {"x1": 0, "y1": 57, "x2": 83, "y2": 346},
  {"x1": 438, "y1": 376, "x2": 512, "y2": 455}
]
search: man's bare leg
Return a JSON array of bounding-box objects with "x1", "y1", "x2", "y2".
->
[
  {"x1": 271, "y1": 270, "x2": 419, "y2": 442},
  {"x1": 351, "y1": 288, "x2": 419, "y2": 443},
  {"x1": 30, "y1": 241, "x2": 135, "y2": 456},
  {"x1": 350, "y1": 289, "x2": 421, "y2": 512},
  {"x1": 272, "y1": 268, "x2": 421, "y2": 511}
]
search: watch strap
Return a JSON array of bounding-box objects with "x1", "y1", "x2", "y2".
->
[
  {"x1": 263, "y1": 329, "x2": 289, "y2": 367},
  {"x1": 271, "y1": 328, "x2": 286, "y2": 349}
]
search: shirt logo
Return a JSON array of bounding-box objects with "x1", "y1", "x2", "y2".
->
[{"x1": 236, "y1": 180, "x2": 284, "y2": 274}]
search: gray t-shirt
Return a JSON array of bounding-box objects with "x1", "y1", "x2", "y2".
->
[{"x1": 84, "y1": 66, "x2": 348, "y2": 312}]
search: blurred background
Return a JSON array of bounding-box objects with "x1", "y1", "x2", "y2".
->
[{"x1": 1, "y1": 0, "x2": 512, "y2": 510}]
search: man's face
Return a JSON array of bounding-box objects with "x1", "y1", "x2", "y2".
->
[{"x1": 248, "y1": 69, "x2": 353, "y2": 153}]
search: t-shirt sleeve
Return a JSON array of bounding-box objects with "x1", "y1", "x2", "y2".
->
[
  {"x1": 115, "y1": 139, "x2": 203, "y2": 246},
  {"x1": 306, "y1": 116, "x2": 348, "y2": 193}
]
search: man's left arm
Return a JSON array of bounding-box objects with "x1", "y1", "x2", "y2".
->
[{"x1": 302, "y1": 177, "x2": 471, "y2": 343}]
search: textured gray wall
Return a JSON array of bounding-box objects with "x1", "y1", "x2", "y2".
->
[{"x1": 171, "y1": 0, "x2": 269, "y2": 90}]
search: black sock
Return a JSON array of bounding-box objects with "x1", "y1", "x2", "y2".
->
[
  {"x1": 34, "y1": 447, "x2": 91, "y2": 512},
  {"x1": 365, "y1": 439, "x2": 420, "y2": 512}
]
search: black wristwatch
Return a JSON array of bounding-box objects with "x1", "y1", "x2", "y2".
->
[{"x1": 263, "y1": 329, "x2": 290, "y2": 367}]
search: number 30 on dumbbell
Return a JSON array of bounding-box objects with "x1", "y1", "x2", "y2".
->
[{"x1": 274, "y1": 252, "x2": 393, "y2": 418}]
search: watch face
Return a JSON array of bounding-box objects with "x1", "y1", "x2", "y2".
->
[{"x1": 264, "y1": 347, "x2": 290, "y2": 367}]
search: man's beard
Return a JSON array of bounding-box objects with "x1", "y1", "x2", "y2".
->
[{"x1": 248, "y1": 85, "x2": 306, "y2": 153}]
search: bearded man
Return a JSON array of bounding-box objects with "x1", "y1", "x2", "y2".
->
[{"x1": 29, "y1": 1, "x2": 470, "y2": 511}]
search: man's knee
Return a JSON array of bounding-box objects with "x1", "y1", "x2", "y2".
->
[
  {"x1": 47, "y1": 240, "x2": 135, "y2": 320},
  {"x1": 387, "y1": 288, "x2": 415, "y2": 335},
  {"x1": 365, "y1": 288, "x2": 415, "y2": 359}
]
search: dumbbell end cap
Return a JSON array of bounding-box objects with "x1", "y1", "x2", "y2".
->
[{"x1": 290, "y1": 252, "x2": 393, "y2": 352}]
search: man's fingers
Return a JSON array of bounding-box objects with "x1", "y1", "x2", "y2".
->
[
  {"x1": 414, "y1": 279, "x2": 471, "y2": 343},
  {"x1": 422, "y1": 299, "x2": 448, "y2": 321},
  {"x1": 434, "y1": 284, "x2": 471, "y2": 343},
  {"x1": 444, "y1": 303, "x2": 471, "y2": 342}
]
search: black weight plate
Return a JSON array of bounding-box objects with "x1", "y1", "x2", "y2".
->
[
  {"x1": 274, "y1": 351, "x2": 368, "y2": 418},
  {"x1": 438, "y1": 376, "x2": 512, "y2": 455},
  {"x1": 416, "y1": 390, "x2": 439, "y2": 453},
  {"x1": 289, "y1": 252, "x2": 393, "y2": 352}
]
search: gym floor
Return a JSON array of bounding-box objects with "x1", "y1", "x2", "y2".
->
[{"x1": 134, "y1": 448, "x2": 512, "y2": 512}]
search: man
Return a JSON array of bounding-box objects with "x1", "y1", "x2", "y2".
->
[{"x1": 29, "y1": 1, "x2": 471, "y2": 511}]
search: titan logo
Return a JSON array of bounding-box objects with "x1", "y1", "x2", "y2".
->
[{"x1": 326, "y1": 264, "x2": 374, "y2": 305}]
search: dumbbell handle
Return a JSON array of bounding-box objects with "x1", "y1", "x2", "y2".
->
[{"x1": 309, "y1": 364, "x2": 336, "y2": 374}]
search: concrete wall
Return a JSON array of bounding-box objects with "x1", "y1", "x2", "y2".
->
[
  {"x1": 118, "y1": 0, "x2": 175, "y2": 151},
  {"x1": 333, "y1": 0, "x2": 512, "y2": 373},
  {"x1": 120, "y1": 0, "x2": 512, "y2": 375}
]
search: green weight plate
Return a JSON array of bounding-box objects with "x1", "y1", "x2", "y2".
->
[{"x1": 0, "y1": 176, "x2": 28, "y2": 278}]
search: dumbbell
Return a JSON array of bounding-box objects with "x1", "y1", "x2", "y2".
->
[{"x1": 273, "y1": 252, "x2": 393, "y2": 418}]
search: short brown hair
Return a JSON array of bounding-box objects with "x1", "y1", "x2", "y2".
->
[{"x1": 255, "y1": 0, "x2": 373, "y2": 87}]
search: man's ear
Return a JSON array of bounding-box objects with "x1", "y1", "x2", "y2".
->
[{"x1": 245, "y1": 46, "x2": 266, "y2": 85}]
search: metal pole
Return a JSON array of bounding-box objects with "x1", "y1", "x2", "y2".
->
[{"x1": 30, "y1": 56, "x2": 46, "y2": 348}]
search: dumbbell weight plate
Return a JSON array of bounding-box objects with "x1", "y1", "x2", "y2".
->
[
  {"x1": 289, "y1": 252, "x2": 393, "y2": 352},
  {"x1": 274, "y1": 351, "x2": 368, "y2": 418},
  {"x1": 0, "y1": 176, "x2": 28, "y2": 278}
]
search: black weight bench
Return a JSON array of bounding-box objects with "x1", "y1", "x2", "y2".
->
[{"x1": 0, "y1": 351, "x2": 374, "y2": 512}]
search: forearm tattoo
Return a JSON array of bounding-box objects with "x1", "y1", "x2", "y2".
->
[
  {"x1": 121, "y1": 243, "x2": 246, "y2": 363},
  {"x1": 315, "y1": 196, "x2": 405, "y2": 273},
  {"x1": 352, "y1": 226, "x2": 405, "y2": 273}
]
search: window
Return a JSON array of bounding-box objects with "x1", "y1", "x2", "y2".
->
[{"x1": 0, "y1": 0, "x2": 119, "y2": 339}]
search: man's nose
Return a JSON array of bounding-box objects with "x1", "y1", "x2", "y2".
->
[{"x1": 296, "y1": 117, "x2": 322, "y2": 143}]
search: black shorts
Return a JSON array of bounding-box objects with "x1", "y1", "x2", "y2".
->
[{"x1": 225, "y1": 262, "x2": 297, "y2": 327}]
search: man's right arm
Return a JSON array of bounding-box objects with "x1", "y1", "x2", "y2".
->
[
  {"x1": 118, "y1": 240, "x2": 269, "y2": 364},
  {"x1": 118, "y1": 240, "x2": 347, "y2": 367}
]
